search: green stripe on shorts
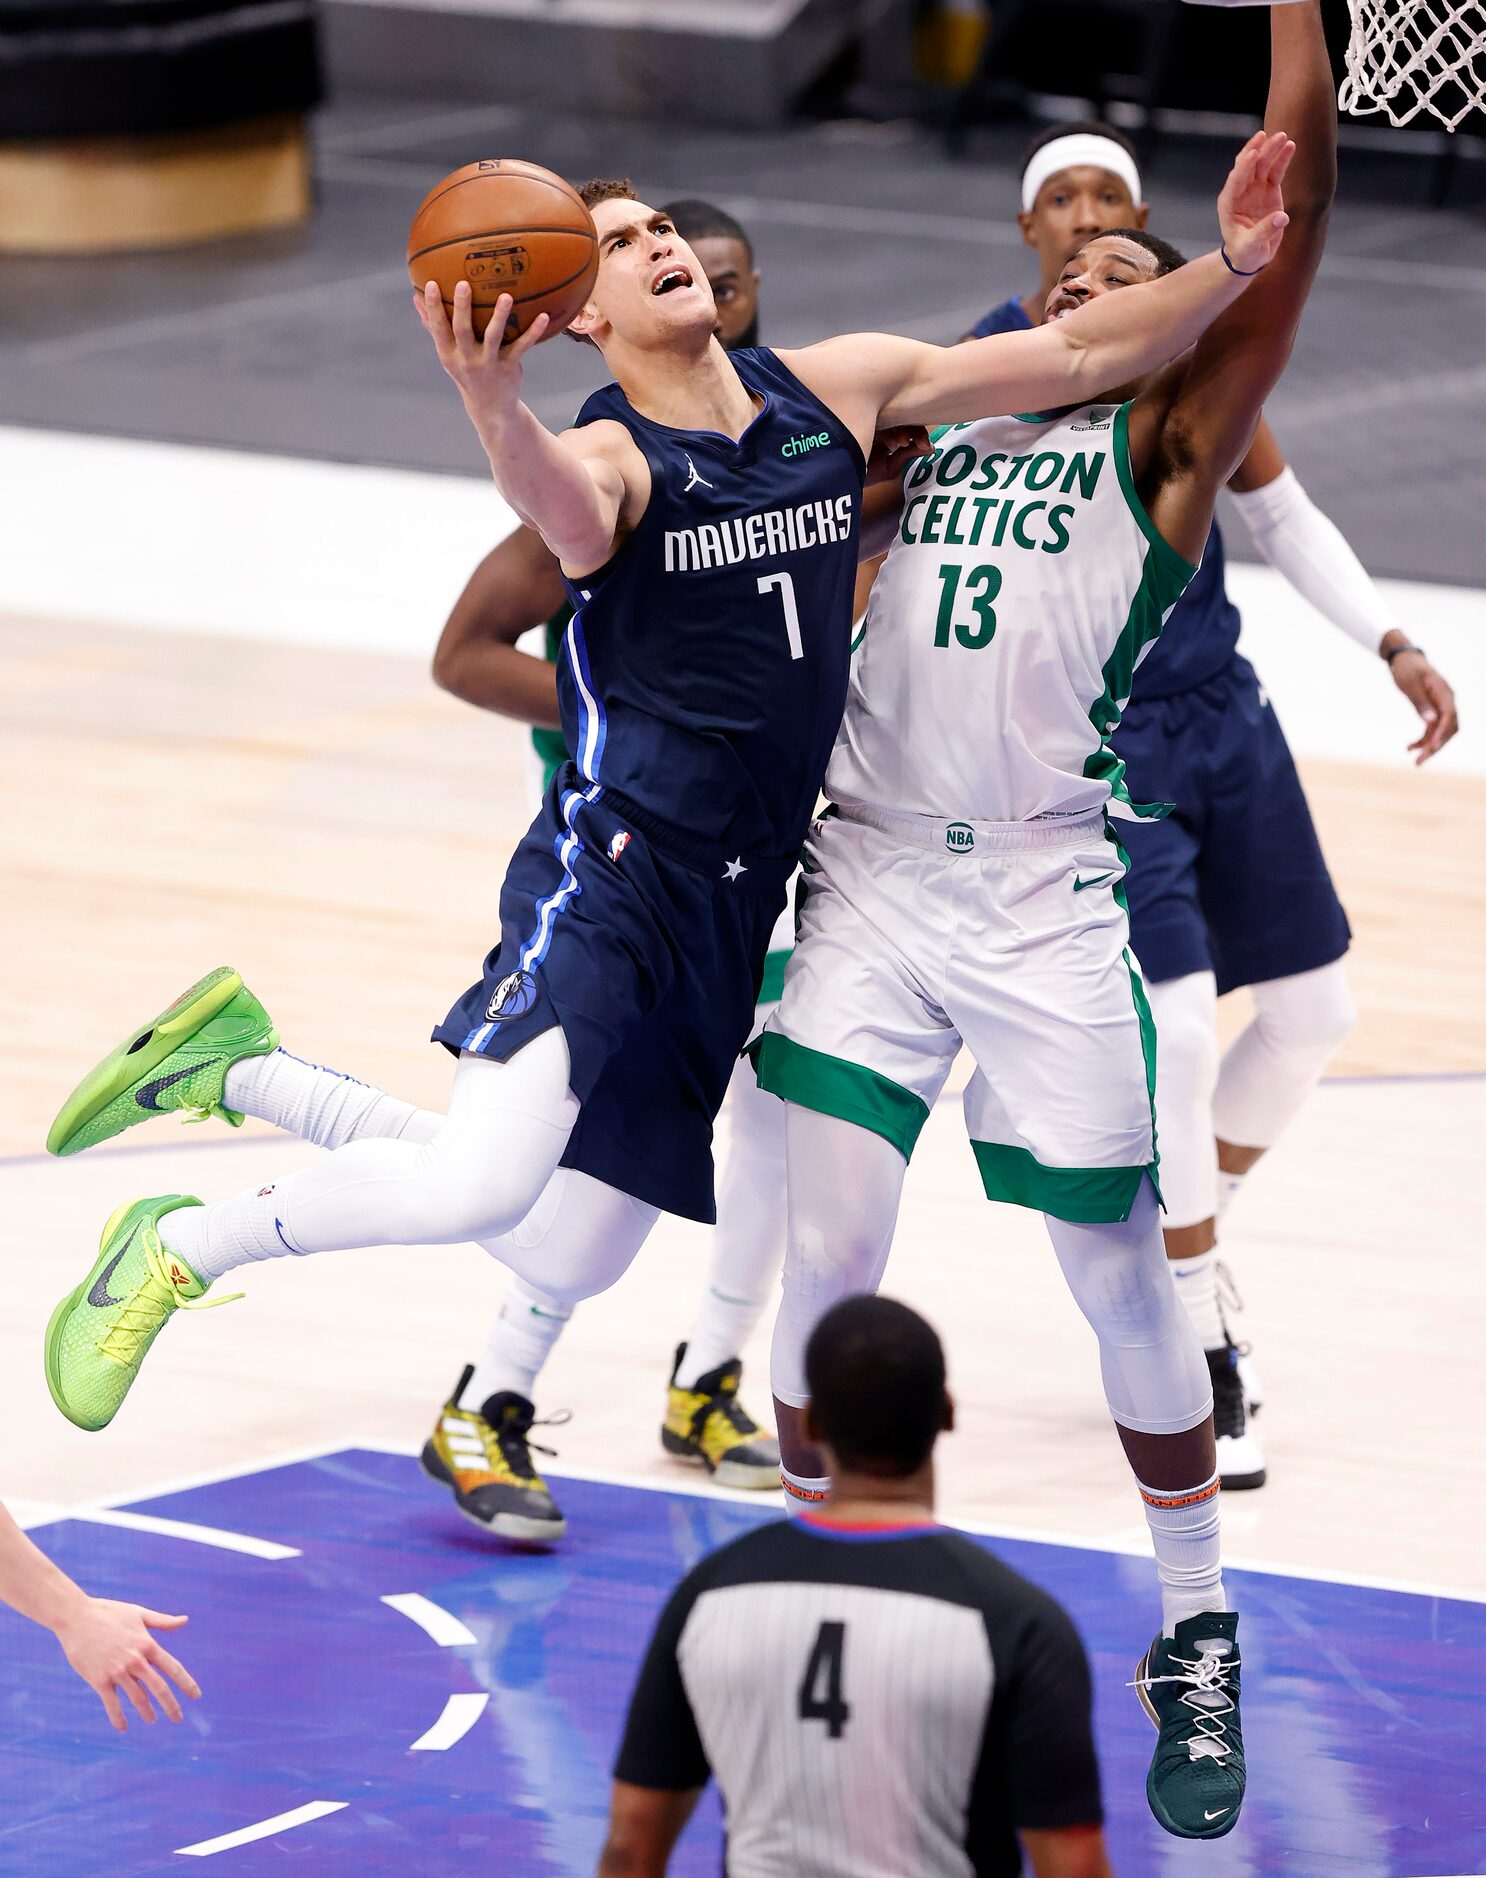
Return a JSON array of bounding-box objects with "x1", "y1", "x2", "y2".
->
[
  {"x1": 756, "y1": 948, "x2": 790, "y2": 1007},
  {"x1": 969, "y1": 1142, "x2": 1150, "y2": 1223},
  {"x1": 753, "y1": 1033, "x2": 928, "y2": 1161}
]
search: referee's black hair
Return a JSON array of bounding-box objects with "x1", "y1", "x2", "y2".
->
[
  {"x1": 806, "y1": 1296, "x2": 948, "y2": 1478},
  {"x1": 660, "y1": 198, "x2": 754, "y2": 261},
  {"x1": 1020, "y1": 118, "x2": 1141, "y2": 182},
  {"x1": 1088, "y1": 227, "x2": 1188, "y2": 276}
]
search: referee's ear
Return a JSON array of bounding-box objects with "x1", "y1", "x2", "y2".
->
[{"x1": 941, "y1": 1389, "x2": 956, "y2": 1435}]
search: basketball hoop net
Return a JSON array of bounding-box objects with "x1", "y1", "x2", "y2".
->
[{"x1": 1339, "y1": 0, "x2": 1486, "y2": 129}]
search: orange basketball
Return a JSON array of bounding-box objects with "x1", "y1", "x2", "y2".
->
[{"x1": 407, "y1": 159, "x2": 599, "y2": 343}]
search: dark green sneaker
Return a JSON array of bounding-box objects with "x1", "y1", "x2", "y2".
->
[
  {"x1": 1135, "y1": 1610, "x2": 1246, "y2": 1838},
  {"x1": 46, "y1": 968, "x2": 277, "y2": 1157}
]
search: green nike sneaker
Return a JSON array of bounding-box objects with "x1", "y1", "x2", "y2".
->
[
  {"x1": 44, "y1": 1197, "x2": 236, "y2": 1431},
  {"x1": 46, "y1": 968, "x2": 277, "y2": 1157},
  {"x1": 1135, "y1": 1610, "x2": 1246, "y2": 1839}
]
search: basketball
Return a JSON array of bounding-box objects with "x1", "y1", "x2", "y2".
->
[{"x1": 406, "y1": 159, "x2": 599, "y2": 343}]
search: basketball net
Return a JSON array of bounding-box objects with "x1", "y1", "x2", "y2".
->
[{"x1": 1338, "y1": 0, "x2": 1486, "y2": 129}]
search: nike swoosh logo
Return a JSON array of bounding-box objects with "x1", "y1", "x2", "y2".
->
[
  {"x1": 1073, "y1": 872, "x2": 1116, "y2": 893},
  {"x1": 1204, "y1": 1809, "x2": 1230, "y2": 1821},
  {"x1": 88, "y1": 1229, "x2": 138, "y2": 1307},
  {"x1": 135, "y1": 1058, "x2": 221, "y2": 1110}
]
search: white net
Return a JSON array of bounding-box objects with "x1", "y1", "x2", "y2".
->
[{"x1": 1339, "y1": 0, "x2": 1486, "y2": 129}]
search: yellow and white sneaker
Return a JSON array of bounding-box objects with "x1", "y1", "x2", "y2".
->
[
  {"x1": 662, "y1": 1345, "x2": 781, "y2": 1490},
  {"x1": 420, "y1": 1367, "x2": 567, "y2": 1543}
]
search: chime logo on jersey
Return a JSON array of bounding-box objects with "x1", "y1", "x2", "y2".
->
[
  {"x1": 608, "y1": 830, "x2": 632, "y2": 863},
  {"x1": 945, "y1": 822, "x2": 975, "y2": 853},
  {"x1": 486, "y1": 970, "x2": 539, "y2": 1022},
  {"x1": 664, "y1": 492, "x2": 855, "y2": 573}
]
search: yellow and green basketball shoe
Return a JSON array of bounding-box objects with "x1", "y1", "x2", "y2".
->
[
  {"x1": 662, "y1": 1346, "x2": 781, "y2": 1490},
  {"x1": 44, "y1": 1197, "x2": 234, "y2": 1431},
  {"x1": 46, "y1": 968, "x2": 277, "y2": 1158}
]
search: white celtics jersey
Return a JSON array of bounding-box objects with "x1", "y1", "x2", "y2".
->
[{"x1": 828, "y1": 401, "x2": 1196, "y2": 823}]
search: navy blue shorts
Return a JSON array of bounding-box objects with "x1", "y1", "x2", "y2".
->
[
  {"x1": 433, "y1": 763, "x2": 794, "y2": 1224},
  {"x1": 1114, "y1": 653, "x2": 1350, "y2": 995}
]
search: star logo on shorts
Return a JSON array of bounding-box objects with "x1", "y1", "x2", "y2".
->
[{"x1": 723, "y1": 857, "x2": 747, "y2": 882}]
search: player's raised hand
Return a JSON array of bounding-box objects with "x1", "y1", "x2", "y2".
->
[
  {"x1": 865, "y1": 425, "x2": 932, "y2": 488},
  {"x1": 1216, "y1": 130, "x2": 1294, "y2": 275},
  {"x1": 1385, "y1": 643, "x2": 1459, "y2": 764},
  {"x1": 415, "y1": 283, "x2": 551, "y2": 432},
  {"x1": 54, "y1": 1597, "x2": 200, "y2": 1732}
]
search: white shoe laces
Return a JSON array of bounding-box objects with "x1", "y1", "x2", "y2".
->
[{"x1": 1132, "y1": 1641, "x2": 1237, "y2": 1763}]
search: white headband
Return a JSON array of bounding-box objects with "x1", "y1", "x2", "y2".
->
[{"x1": 1020, "y1": 135, "x2": 1143, "y2": 214}]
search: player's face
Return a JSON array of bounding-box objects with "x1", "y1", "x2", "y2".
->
[
  {"x1": 689, "y1": 234, "x2": 761, "y2": 351},
  {"x1": 1042, "y1": 235, "x2": 1160, "y2": 323},
  {"x1": 1018, "y1": 165, "x2": 1148, "y2": 289},
  {"x1": 576, "y1": 198, "x2": 718, "y2": 350}
]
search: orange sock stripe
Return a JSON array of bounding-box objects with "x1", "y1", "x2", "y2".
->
[
  {"x1": 1139, "y1": 1476, "x2": 1221, "y2": 1511},
  {"x1": 782, "y1": 1476, "x2": 831, "y2": 1503}
]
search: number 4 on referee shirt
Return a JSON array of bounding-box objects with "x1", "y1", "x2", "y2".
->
[{"x1": 798, "y1": 1620, "x2": 850, "y2": 1738}]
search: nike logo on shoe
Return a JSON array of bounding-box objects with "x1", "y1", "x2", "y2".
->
[
  {"x1": 1073, "y1": 872, "x2": 1116, "y2": 893},
  {"x1": 87, "y1": 1230, "x2": 138, "y2": 1307},
  {"x1": 1204, "y1": 1809, "x2": 1231, "y2": 1821},
  {"x1": 135, "y1": 1059, "x2": 222, "y2": 1110}
]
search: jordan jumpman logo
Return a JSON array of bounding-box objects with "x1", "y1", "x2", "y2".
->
[{"x1": 682, "y1": 454, "x2": 713, "y2": 494}]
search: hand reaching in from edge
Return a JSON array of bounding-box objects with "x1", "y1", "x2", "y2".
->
[
  {"x1": 54, "y1": 1598, "x2": 200, "y2": 1732},
  {"x1": 1217, "y1": 130, "x2": 1295, "y2": 275}
]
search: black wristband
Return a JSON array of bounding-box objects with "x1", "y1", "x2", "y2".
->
[
  {"x1": 1221, "y1": 244, "x2": 1264, "y2": 278},
  {"x1": 1384, "y1": 642, "x2": 1424, "y2": 665}
]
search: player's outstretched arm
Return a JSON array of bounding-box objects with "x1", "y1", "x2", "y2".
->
[
  {"x1": 0, "y1": 1499, "x2": 200, "y2": 1731},
  {"x1": 1228, "y1": 421, "x2": 1460, "y2": 761},
  {"x1": 431, "y1": 524, "x2": 565, "y2": 727},
  {"x1": 787, "y1": 133, "x2": 1288, "y2": 436},
  {"x1": 414, "y1": 282, "x2": 644, "y2": 573},
  {"x1": 1139, "y1": 1, "x2": 1337, "y2": 564}
]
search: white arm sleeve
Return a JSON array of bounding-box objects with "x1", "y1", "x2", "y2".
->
[{"x1": 1229, "y1": 466, "x2": 1397, "y2": 654}]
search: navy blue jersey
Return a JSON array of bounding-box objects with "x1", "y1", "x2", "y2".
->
[
  {"x1": 969, "y1": 295, "x2": 1241, "y2": 697},
  {"x1": 561, "y1": 348, "x2": 866, "y2": 857}
]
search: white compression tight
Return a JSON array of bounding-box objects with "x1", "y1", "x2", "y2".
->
[
  {"x1": 471, "y1": 1051, "x2": 788, "y2": 1404},
  {"x1": 770, "y1": 1106, "x2": 906, "y2": 1409},
  {"x1": 161, "y1": 1035, "x2": 657, "y2": 1305},
  {"x1": 770, "y1": 1112, "x2": 1208, "y2": 1441},
  {"x1": 1148, "y1": 960, "x2": 1356, "y2": 1229}
]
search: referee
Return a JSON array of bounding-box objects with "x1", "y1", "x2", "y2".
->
[{"x1": 599, "y1": 1296, "x2": 1111, "y2": 1877}]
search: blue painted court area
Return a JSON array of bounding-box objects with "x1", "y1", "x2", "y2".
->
[{"x1": 2, "y1": 1450, "x2": 1482, "y2": 1876}]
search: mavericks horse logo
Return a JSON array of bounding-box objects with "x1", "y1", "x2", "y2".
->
[{"x1": 486, "y1": 970, "x2": 539, "y2": 1022}]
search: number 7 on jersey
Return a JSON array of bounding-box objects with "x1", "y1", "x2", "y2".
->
[{"x1": 758, "y1": 571, "x2": 804, "y2": 660}]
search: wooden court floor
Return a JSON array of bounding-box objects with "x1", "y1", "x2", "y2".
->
[{"x1": 3, "y1": 614, "x2": 1483, "y2": 1589}]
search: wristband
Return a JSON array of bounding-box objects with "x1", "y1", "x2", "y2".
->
[
  {"x1": 1221, "y1": 244, "x2": 1264, "y2": 277},
  {"x1": 1383, "y1": 642, "x2": 1424, "y2": 665}
]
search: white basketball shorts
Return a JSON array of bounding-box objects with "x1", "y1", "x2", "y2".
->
[{"x1": 755, "y1": 804, "x2": 1160, "y2": 1222}]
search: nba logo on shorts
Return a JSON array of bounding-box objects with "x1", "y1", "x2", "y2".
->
[
  {"x1": 486, "y1": 970, "x2": 539, "y2": 1022},
  {"x1": 945, "y1": 822, "x2": 975, "y2": 853},
  {"x1": 608, "y1": 830, "x2": 632, "y2": 863}
]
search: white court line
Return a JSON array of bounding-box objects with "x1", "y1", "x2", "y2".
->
[
  {"x1": 381, "y1": 1592, "x2": 478, "y2": 1648},
  {"x1": 66, "y1": 1507, "x2": 299, "y2": 1561},
  {"x1": 175, "y1": 1800, "x2": 348, "y2": 1857},
  {"x1": 409, "y1": 1691, "x2": 489, "y2": 1752},
  {"x1": 27, "y1": 1437, "x2": 1486, "y2": 1609}
]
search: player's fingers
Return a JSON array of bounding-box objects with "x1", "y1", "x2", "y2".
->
[
  {"x1": 419, "y1": 283, "x2": 455, "y2": 359},
  {"x1": 98, "y1": 1684, "x2": 127, "y2": 1733},
  {"x1": 141, "y1": 1610, "x2": 188, "y2": 1630},
  {"x1": 449, "y1": 279, "x2": 478, "y2": 354},
  {"x1": 121, "y1": 1676, "x2": 157, "y2": 1724},
  {"x1": 148, "y1": 1644, "x2": 200, "y2": 1699},
  {"x1": 137, "y1": 1662, "x2": 183, "y2": 1724},
  {"x1": 504, "y1": 310, "x2": 551, "y2": 360},
  {"x1": 1266, "y1": 139, "x2": 1297, "y2": 192}
]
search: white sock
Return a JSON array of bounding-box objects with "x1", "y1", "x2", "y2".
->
[
  {"x1": 1215, "y1": 1171, "x2": 1246, "y2": 1221},
  {"x1": 1169, "y1": 1249, "x2": 1227, "y2": 1352},
  {"x1": 781, "y1": 1469, "x2": 831, "y2": 1516},
  {"x1": 1138, "y1": 1472, "x2": 1227, "y2": 1635},
  {"x1": 159, "y1": 1183, "x2": 288, "y2": 1282},
  {"x1": 675, "y1": 1285, "x2": 770, "y2": 1389},
  {"x1": 463, "y1": 1278, "x2": 573, "y2": 1408},
  {"x1": 224, "y1": 1048, "x2": 440, "y2": 1150}
]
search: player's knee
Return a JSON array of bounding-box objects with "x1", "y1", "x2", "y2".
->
[
  {"x1": 416, "y1": 1155, "x2": 545, "y2": 1245},
  {"x1": 1255, "y1": 959, "x2": 1357, "y2": 1061},
  {"x1": 1149, "y1": 973, "x2": 1219, "y2": 1105}
]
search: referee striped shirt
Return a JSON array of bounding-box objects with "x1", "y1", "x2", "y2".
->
[{"x1": 614, "y1": 1514, "x2": 1102, "y2": 1876}]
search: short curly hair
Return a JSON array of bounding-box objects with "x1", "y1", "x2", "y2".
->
[{"x1": 577, "y1": 176, "x2": 636, "y2": 211}]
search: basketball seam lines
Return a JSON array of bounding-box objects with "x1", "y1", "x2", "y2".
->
[
  {"x1": 407, "y1": 225, "x2": 598, "y2": 268},
  {"x1": 412, "y1": 167, "x2": 588, "y2": 218}
]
